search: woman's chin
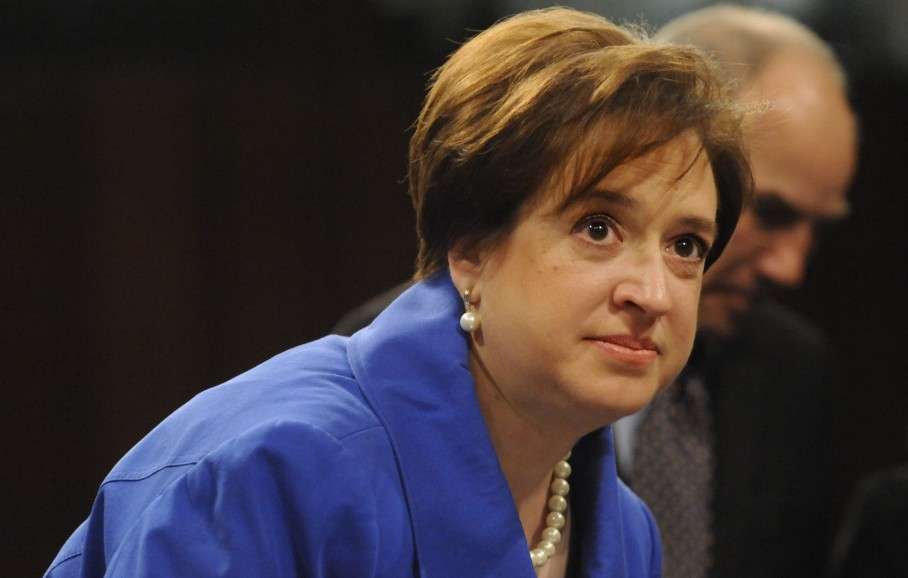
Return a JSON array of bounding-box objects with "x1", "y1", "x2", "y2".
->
[{"x1": 570, "y1": 381, "x2": 660, "y2": 427}]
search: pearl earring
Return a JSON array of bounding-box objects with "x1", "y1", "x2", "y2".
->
[{"x1": 459, "y1": 289, "x2": 481, "y2": 333}]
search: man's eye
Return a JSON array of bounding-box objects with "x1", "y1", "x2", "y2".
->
[
  {"x1": 670, "y1": 236, "x2": 708, "y2": 261},
  {"x1": 753, "y1": 194, "x2": 803, "y2": 230}
]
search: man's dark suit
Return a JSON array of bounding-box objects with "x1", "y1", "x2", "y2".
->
[
  {"x1": 706, "y1": 299, "x2": 834, "y2": 578},
  {"x1": 831, "y1": 465, "x2": 908, "y2": 578},
  {"x1": 334, "y1": 290, "x2": 836, "y2": 578}
]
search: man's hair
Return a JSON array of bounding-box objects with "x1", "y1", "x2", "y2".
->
[
  {"x1": 409, "y1": 7, "x2": 751, "y2": 279},
  {"x1": 656, "y1": 4, "x2": 847, "y2": 90}
]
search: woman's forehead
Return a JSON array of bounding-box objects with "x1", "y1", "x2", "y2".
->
[{"x1": 543, "y1": 131, "x2": 711, "y2": 212}]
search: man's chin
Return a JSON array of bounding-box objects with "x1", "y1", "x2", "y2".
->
[
  {"x1": 698, "y1": 314, "x2": 739, "y2": 340},
  {"x1": 698, "y1": 294, "x2": 752, "y2": 339}
]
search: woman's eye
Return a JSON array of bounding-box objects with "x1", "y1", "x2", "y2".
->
[
  {"x1": 586, "y1": 220, "x2": 610, "y2": 240},
  {"x1": 573, "y1": 215, "x2": 618, "y2": 244},
  {"x1": 670, "y1": 236, "x2": 708, "y2": 261}
]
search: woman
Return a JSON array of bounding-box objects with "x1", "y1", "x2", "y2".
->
[{"x1": 46, "y1": 7, "x2": 748, "y2": 578}]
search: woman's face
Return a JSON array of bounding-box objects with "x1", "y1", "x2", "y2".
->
[{"x1": 452, "y1": 133, "x2": 718, "y2": 432}]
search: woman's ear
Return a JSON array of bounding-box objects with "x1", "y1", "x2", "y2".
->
[{"x1": 447, "y1": 239, "x2": 485, "y2": 299}]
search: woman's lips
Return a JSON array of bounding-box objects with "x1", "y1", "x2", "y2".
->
[{"x1": 587, "y1": 335, "x2": 659, "y2": 367}]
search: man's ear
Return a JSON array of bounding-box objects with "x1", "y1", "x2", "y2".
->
[{"x1": 447, "y1": 239, "x2": 486, "y2": 299}]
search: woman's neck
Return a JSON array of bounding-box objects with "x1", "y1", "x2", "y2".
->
[{"x1": 469, "y1": 350, "x2": 577, "y2": 546}]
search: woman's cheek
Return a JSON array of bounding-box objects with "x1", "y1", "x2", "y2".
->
[{"x1": 674, "y1": 281, "x2": 702, "y2": 346}]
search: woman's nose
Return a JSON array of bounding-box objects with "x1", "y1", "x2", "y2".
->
[{"x1": 611, "y1": 254, "x2": 672, "y2": 317}]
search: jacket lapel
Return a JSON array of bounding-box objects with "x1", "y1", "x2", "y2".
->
[
  {"x1": 347, "y1": 273, "x2": 536, "y2": 577},
  {"x1": 570, "y1": 428, "x2": 631, "y2": 578}
]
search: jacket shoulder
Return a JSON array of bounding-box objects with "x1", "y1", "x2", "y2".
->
[
  {"x1": 46, "y1": 335, "x2": 405, "y2": 578},
  {"x1": 50, "y1": 419, "x2": 399, "y2": 577},
  {"x1": 108, "y1": 335, "x2": 380, "y2": 480}
]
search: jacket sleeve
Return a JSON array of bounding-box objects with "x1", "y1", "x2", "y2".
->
[{"x1": 102, "y1": 420, "x2": 380, "y2": 578}]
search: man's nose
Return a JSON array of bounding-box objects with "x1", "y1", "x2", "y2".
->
[{"x1": 755, "y1": 222, "x2": 813, "y2": 288}]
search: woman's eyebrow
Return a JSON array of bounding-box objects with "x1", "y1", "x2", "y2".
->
[
  {"x1": 677, "y1": 215, "x2": 718, "y2": 240},
  {"x1": 557, "y1": 189, "x2": 717, "y2": 235},
  {"x1": 558, "y1": 188, "x2": 638, "y2": 212}
]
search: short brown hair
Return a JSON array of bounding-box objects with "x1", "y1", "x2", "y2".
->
[{"x1": 409, "y1": 7, "x2": 751, "y2": 278}]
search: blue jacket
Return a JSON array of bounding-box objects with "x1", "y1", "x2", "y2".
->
[{"x1": 46, "y1": 274, "x2": 661, "y2": 577}]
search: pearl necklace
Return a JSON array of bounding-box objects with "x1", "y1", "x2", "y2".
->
[{"x1": 530, "y1": 452, "x2": 572, "y2": 570}]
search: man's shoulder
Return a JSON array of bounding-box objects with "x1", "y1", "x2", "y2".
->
[
  {"x1": 707, "y1": 299, "x2": 835, "y2": 401},
  {"x1": 734, "y1": 299, "x2": 830, "y2": 360}
]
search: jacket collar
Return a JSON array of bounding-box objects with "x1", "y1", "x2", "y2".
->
[{"x1": 347, "y1": 273, "x2": 627, "y2": 577}]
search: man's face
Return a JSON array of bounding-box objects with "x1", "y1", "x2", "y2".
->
[{"x1": 699, "y1": 52, "x2": 858, "y2": 337}]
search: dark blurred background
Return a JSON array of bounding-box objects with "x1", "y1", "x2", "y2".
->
[{"x1": 3, "y1": 1, "x2": 906, "y2": 574}]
